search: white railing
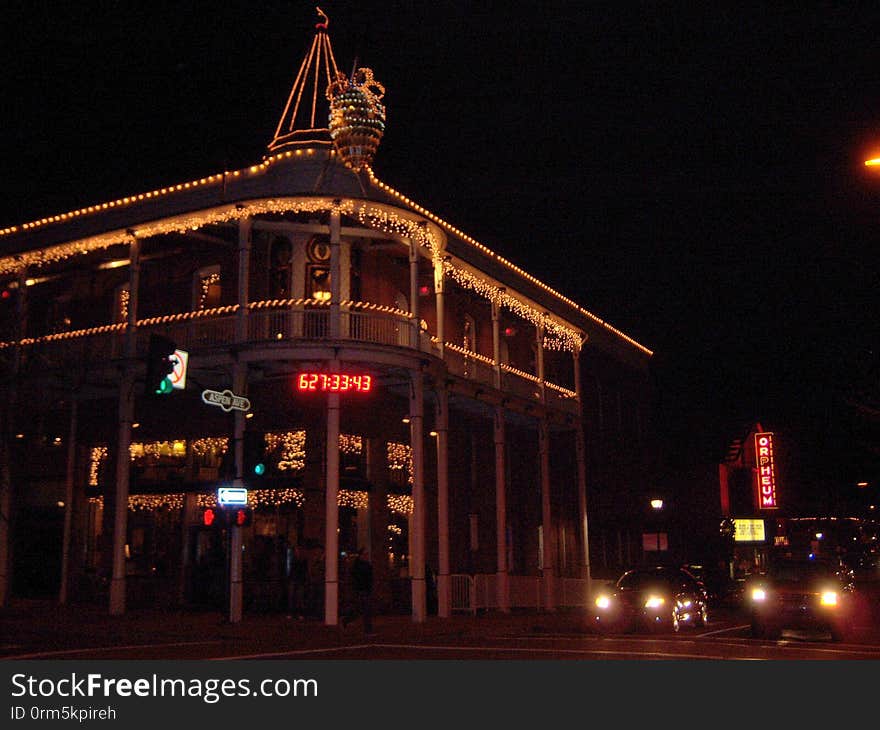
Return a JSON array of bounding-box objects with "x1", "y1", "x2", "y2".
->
[
  {"x1": 450, "y1": 573, "x2": 589, "y2": 612},
  {"x1": 6, "y1": 302, "x2": 576, "y2": 412}
]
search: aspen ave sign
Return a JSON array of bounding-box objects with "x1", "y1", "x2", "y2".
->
[{"x1": 201, "y1": 389, "x2": 251, "y2": 412}]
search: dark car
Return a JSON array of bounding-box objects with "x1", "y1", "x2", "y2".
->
[
  {"x1": 592, "y1": 566, "x2": 710, "y2": 634},
  {"x1": 747, "y1": 557, "x2": 855, "y2": 641}
]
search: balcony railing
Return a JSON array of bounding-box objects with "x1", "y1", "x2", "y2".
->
[{"x1": 3, "y1": 300, "x2": 578, "y2": 411}]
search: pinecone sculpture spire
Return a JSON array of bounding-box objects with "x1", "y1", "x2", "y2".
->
[{"x1": 327, "y1": 67, "x2": 386, "y2": 172}]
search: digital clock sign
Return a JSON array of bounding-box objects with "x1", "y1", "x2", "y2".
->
[{"x1": 296, "y1": 372, "x2": 373, "y2": 393}]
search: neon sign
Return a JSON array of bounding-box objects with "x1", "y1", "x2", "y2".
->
[
  {"x1": 754, "y1": 432, "x2": 777, "y2": 509},
  {"x1": 296, "y1": 372, "x2": 373, "y2": 393}
]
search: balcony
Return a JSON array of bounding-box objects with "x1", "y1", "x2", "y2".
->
[{"x1": 4, "y1": 300, "x2": 579, "y2": 414}]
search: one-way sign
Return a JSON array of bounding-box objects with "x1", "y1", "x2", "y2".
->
[{"x1": 201, "y1": 389, "x2": 251, "y2": 413}]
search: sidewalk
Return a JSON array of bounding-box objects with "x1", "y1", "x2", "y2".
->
[{"x1": 0, "y1": 598, "x2": 594, "y2": 658}]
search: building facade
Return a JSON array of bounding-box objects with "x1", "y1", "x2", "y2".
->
[{"x1": 0, "y1": 14, "x2": 653, "y2": 623}]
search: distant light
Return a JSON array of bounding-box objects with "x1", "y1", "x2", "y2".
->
[
  {"x1": 132, "y1": 422, "x2": 140, "y2": 429},
  {"x1": 57, "y1": 501, "x2": 65, "y2": 508},
  {"x1": 650, "y1": 499, "x2": 664, "y2": 510},
  {"x1": 429, "y1": 431, "x2": 438, "y2": 437},
  {"x1": 865, "y1": 158, "x2": 880, "y2": 167},
  {"x1": 245, "y1": 412, "x2": 254, "y2": 419},
  {"x1": 857, "y1": 482, "x2": 869, "y2": 488},
  {"x1": 815, "y1": 532, "x2": 823, "y2": 540},
  {"x1": 401, "y1": 417, "x2": 410, "y2": 424}
]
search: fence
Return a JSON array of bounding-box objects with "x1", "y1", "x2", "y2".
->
[{"x1": 450, "y1": 573, "x2": 591, "y2": 613}]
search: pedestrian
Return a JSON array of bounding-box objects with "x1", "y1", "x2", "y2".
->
[
  {"x1": 343, "y1": 547, "x2": 374, "y2": 636},
  {"x1": 286, "y1": 544, "x2": 309, "y2": 620}
]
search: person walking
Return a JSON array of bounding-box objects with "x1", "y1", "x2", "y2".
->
[{"x1": 343, "y1": 548, "x2": 374, "y2": 636}]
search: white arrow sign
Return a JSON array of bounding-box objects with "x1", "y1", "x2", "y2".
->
[{"x1": 201, "y1": 389, "x2": 251, "y2": 412}]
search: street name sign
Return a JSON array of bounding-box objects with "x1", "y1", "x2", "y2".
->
[{"x1": 201, "y1": 389, "x2": 251, "y2": 412}]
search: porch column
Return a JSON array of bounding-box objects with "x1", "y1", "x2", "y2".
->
[
  {"x1": 0, "y1": 266, "x2": 27, "y2": 608},
  {"x1": 435, "y1": 387, "x2": 450, "y2": 617},
  {"x1": 494, "y1": 405, "x2": 509, "y2": 612},
  {"x1": 236, "y1": 217, "x2": 252, "y2": 341},
  {"x1": 433, "y1": 255, "x2": 446, "y2": 358},
  {"x1": 59, "y1": 398, "x2": 78, "y2": 604},
  {"x1": 324, "y1": 368, "x2": 341, "y2": 625},
  {"x1": 109, "y1": 232, "x2": 140, "y2": 616},
  {"x1": 329, "y1": 208, "x2": 341, "y2": 339},
  {"x1": 492, "y1": 297, "x2": 502, "y2": 389},
  {"x1": 536, "y1": 321, "x2": 546, "y2": 403},
  {"x1": 573, "y1": 345, "x2": 592, "y2": 596},
  {"x1": 539, "y1": 418, "x2": 556, "y2": 611},
  {"x1": 408, "y1": 237, "x2": 420, "y2": 349},
  {"x1": 409, "y1": 371, "x2": 426, "y2": 622}
]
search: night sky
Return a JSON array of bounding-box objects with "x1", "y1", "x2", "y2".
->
[{"x1": 1, "y1": 2, "x2": 878, "y2": 509}]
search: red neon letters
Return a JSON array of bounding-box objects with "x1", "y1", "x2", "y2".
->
[
  {"x1": 296, "y1": 372, "x2": 373, "y2": 393},
  {"x1": 754, "y1": 432, "x2": 778, "y2": 509}
]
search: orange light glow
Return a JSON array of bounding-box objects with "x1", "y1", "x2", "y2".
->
[{"x1": 865, "y1": 158, "x2": 880, "y2": 167}]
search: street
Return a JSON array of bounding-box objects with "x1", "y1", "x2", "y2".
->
[{"x1": 4, "y1": 600, "x2": 880, "y2": 660}]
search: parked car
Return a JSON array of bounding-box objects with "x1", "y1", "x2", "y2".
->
[
  {"x1": 592, "y1": 566, "x2": 710, "y2": 634},
  {"x1": 747, "y1": 557, "x2": 856, "y2": 641}
]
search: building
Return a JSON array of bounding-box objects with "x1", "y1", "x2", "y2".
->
[{"x1": 0, "y1": 12, "x2": 653, "y2": 623}]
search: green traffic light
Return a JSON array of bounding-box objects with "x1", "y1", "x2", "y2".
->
[
  {"x1": 254, "y1": 463, "x2": 266, "y2": 476},
  {"x1": 155, "y1": 377, "x2": 173, "y2": 395}
]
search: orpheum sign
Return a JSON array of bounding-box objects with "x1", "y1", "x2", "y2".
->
[{"x1": 754, "y1": 432, "x2": 778, "y2": 509}]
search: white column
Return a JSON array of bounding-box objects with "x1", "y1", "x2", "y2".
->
[
  {"x1": 59, "y1": 399, "x2": 78, "y2": 604},
  {"x1": 408, "y1": 238, "x2": 420, "y2": 349},
  {"x1": 492, "y1": 298, "x2": 502, "y2": 389},
  {"x1": 433, "y1": 256, "x2": 446, "y2": 358},
  {"x1": 536, "y1": 322, "x2": 546, "y2": 403},
  {"x1": 435, "y1": 387, "x2": 450, "y2": 617},
  {"x1": 410, "y1": 372, "x2": 426, "y2": 622},
  {"x1": 494, "y1": 405, "x2": 509, "y2": 612},
  {"x1": 324, "y1": 380, "x2": 340, "y2": 625},
  {"x1": 573, "y1": 347, "x2": 592, "y2": 597},
  {"x1": 236, "y1": 218, "x2": 252, "y2": 341},
  {"x1": 540, "y1": 418, "x2": 556, "y2": 611},
  {"x1": 329, "y1": 209, "x2": 341, "y2": 339},
  {"x1": 110, "y1": 233, "x2": 140, "y2": 616}
]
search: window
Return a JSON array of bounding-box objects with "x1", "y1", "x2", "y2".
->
[{"x1": 269, "y1": 237, "x2": 292, "y2": 298}]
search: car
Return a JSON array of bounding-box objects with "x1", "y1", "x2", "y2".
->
[
  {"x1": 592, "y1": 566, "x2": 710, "y2": 634},
  {"x1": 747, "y1": 557, "x2": 856, "y2": 641}
]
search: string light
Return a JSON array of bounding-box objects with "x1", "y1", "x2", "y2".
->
[
  {"x1": 265, "y1": 430, "x2": 306, "y2": 471},
  {"x1": 339, "y1": 434, "x2": 363, "y2": 455},
  {"x1": 190, "y1": 437, "x2": 229, "y2": 456},
  {"x1": 128, "y1": 494, "x2": 184, "y2": 511},
  {"x1": 386, "y1": 442, "x2": 413, "y2": 485},
  {"x1": 338, "y1": 489, "x2": 369, "y2": 509},
  {"x1": 387, "y1": 494, "x2": 413, "y2": 515},
  {"x1": 89, "y1": 446, "x2": 108, "y2": 487}
]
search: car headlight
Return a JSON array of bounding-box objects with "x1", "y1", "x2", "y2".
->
[
  {"x1": 820, "y1": 591, "x2": 838, "y2": 606},
  {"x1": 751, "y1": 587, "x2": 766, "y2": 602},
  {"x1": 644, "y1": 595, "x2": 665, "y2": 609},
  {"x1": 595, "y1": 595, "x2": 612, "y2": 609}
]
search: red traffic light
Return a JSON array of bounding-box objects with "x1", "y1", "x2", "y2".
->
[
  {"x1": 232, "y1": 507, "x2": 253, "y2": 527},
  {"x1": 202, "y1": 507, "x2": 221, "y2": 527}
]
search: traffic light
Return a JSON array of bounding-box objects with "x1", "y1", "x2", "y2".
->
[
  {"x1": 200, "y1": 506, "x2": 252, "y2": 528},
  {"x1": 146, "y1": 334, "x2": 177, "y2": 395},
  {"x1": 243, "y1": 430, "x2": 268, "y2": 483},
  {"x1": 230, "y1": 507, "x2": 253, "y2": 527},
  {"x1": 201, "y1": 506, "x2": 224, "y2": 527}
]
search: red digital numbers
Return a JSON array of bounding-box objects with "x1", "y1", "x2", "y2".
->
[{"x1": 296, "y1": 372, "x2": 372, "y2": 393}]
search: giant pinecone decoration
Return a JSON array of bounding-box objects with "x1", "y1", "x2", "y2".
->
[{"x1": 327, "y1": 68, "x2": 386, "y2": 172}]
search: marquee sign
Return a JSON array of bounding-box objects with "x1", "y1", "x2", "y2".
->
[
  {"x1": 755, "y1": 432, "x2": 778, "y2": 509},
  {"x1": 734, "y1": 518, "x2": 766, "y2": 542}
]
